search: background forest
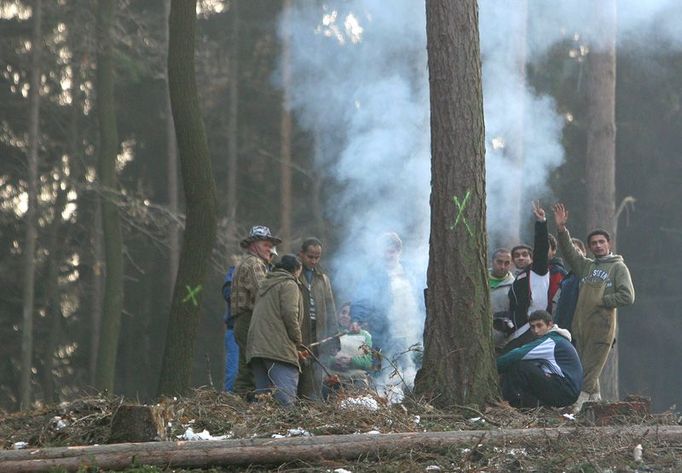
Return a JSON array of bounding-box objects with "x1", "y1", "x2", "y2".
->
[{"x1": 1, "y1": 0, "x2": 681, "y2": 413}]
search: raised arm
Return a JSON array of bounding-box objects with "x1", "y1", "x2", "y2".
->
[
  {"x1": 531, "y1": 201, "x2": 549, "y2": 276},
  {"x1": 553, "y1": 203, "x2": 591, "y2": 276}
]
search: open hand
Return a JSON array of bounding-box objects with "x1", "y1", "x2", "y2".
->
[{"x1": 553, "y1": 203, "x2": 568, "y2": 231}]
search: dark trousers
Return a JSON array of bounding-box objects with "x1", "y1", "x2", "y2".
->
[
  {"x1": 501, "y1": 360, "x2": 578, "y2": 408},
  {"x1": 233, "y1": 312, "x2": 255, "y2": 394}
]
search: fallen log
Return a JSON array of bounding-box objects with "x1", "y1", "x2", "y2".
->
[{"x1": 2, "y1": 425, "x2": 681, "y2": 472}]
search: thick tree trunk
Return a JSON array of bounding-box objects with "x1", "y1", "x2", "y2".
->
[
  {"x1": 585, "y1": 0, "x2": 618, "y2": 401},
  {"x1": 157, "y1": 0, "x2": 218, "y2": 396},
  {"x1": 94, "y1": 0, "x2": 124, "y2": 392},
  {"x1": 20, "y1": 0, "x2": 43, "y2": 411},
  {"x1": 2, "y1": 426, "x2": 682, "y2": 472},
  {"x1": 279, "y1": 0, "x2": 293, "y2": 253},
  {"x1": 164, "y1": 0, "x2": 180, "y2": 294},
  {"x1": 414, "y1": 0, "x2": 499, "y2": 407}
]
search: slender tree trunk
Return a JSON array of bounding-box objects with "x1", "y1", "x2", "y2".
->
[
  {"x1": 94, "y1": 0, "x2": 124, "y2": 392},
  {"x1": 279, "y1": 0, "x2": 293, "y2": 252},
  {"x1": 164, "y1": 0, "x2": 179, "y2": 293},
  {"x1": 158, "y1": 0, "x2": 218, "y2": 396},
  {"x1": 41, "y1": 173, "x2": 67, "y2": 404},
  {"x1": 414, "y1": 0, "x2": 498, "y2": 407},
  {"x1": 226, "y1": 0, "x2": 240, "y2": 247},
  {"x1": 90, "y1": 205, "x2": 104, "y2": 385},
  {"x1": 585, "y1": 0, "x2": 618, "y2": 401},
  {"x1": 20, "y1": 0, "x2": 43, "y2": 410}
]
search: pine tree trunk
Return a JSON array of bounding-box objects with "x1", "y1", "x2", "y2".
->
[
  {"x1": 164, "y1": 0, "x2": 180, "y2": 295},
  {"x1": 226, "y1": 0, "x2": 240, "y2": 247},
  {"x1": 279, "y1": 0, "x2": 293, "y2": 253},
  {"x1": 94, "y1": 0, "x2": 124, "y2": 392},
  {"x1": 20, "y1": 0, "x2": 43, "y2": 410},
  {"x1": 414, "y1": 0, "x2": 499, "y2": 407},
  {"x1": 157, "y1": 0, "x2": 218, "y2": 396},
  {"x1": 585, "y1": 0, "x2": 618, "y2": 401}
]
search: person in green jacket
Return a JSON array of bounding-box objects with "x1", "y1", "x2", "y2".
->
[
  {"x1": 553, "y1": 203, "x2": 635, "y2": 411},
  {"x1": 246, "y1": 255, "x2": 305, "y2": 407}
]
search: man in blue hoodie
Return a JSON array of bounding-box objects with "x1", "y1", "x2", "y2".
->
[{"x1": 497, "y1": 310, "x2": 583, "y2": 408}]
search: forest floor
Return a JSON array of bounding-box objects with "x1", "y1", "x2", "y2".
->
[{"x1": 1, "y1": 388, "x2": 681, "y2": 472}]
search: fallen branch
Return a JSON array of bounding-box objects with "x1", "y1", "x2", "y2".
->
[{"x1": 2, "y1": 425, "x2": 682, "y2": 472}]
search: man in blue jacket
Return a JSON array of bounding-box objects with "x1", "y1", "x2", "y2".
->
[{"x1": 497, "y1": 310, "x2": 583, "y2": 408}]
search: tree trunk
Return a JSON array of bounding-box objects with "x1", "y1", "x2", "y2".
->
[
  {"x1": 2, "y1": 426, "x2": 682, "y2": 472},
  {"x1": 20, "y1": 0, "x2": 43, "y2": 411},
  {"x1": 226, "y1": 0, "x2": 240, "y2": 247},
  {"x1": 40, "y1": 172, "x2": 67, "y2": 404},
  {"x1": 163, "y1": 0, "x2": 180, "y2": 294},
  {"x1": 585, "y1": 0, "x2": 618, "y2": 401},
  {"x1": 94, "y1": 0, "x2": 124, "y2": 392},
  {"x1": 414, "y1": 0, "x2": 499, "y2": 407},
  {"x1": 279, "y1": 0, "x2": 293, "y2": 253},
  {"x1": 157, "y1": 0, "x2": 218, "y2": 396}
]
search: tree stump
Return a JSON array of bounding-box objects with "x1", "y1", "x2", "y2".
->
[
  {"x1": 108, "y1": 405, "x2": 169, "y2": 443},
  {"x1": 582, "y1": 395, "x2": 651, "y2": 426}
]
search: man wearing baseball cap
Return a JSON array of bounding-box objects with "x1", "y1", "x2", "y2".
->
[{"x1": 231, "y1": 225, "x2": 282, "y2": 395}]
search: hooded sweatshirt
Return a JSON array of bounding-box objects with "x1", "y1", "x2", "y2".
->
[
  {"x1": 496, "y1": 325, "x2": 583, "y2": 395},
  {"x1": 557, "y1": 230, "x2": 635, "y2": 343},
  {"x1": 246, "y1": 269, "x2": 305, "y2": 369}
]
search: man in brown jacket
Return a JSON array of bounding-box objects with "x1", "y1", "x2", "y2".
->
[
  {"x1": 297, "y1": 237, "x2": 337, "y2": 400},
  {"x1": 553, "y1": 203, "x2": 635, "y2": 411},
  {"x1": 231, "y1": 225, "x2": 281, "y2": 395}
]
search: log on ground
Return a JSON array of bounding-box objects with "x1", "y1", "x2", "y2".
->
[{"x1": 1, "y1": 425, "x2": 681, "y2": 472}]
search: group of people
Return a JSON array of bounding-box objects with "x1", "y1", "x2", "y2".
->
[
  {"x1": 490, "y1": 202, "x2": 635, "y2": 412},
  {"x1": 222, "y1": 226, "x2": 383, "y2": 407},
  {"x1": 220, "y1": 201, "x2": 635, "y2": 412}
]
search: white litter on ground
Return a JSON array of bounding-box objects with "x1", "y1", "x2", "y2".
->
[
  {"x1": 563, "y1": 413, "x2": 576, "y2": 421},
  {"x1": 425, "y1": 465, "x2": 441, "y2": 471},
  {"x1": 12, "y1": 442, "x2": 28, "y2": 450},
  {"x1": 365, "y1": 430, "x2": 381, "y2": 435},
  {"x1": 339, "y1": 396, "x2": 380, "y2": 411},
  {"x1": 178, "y1": 427, "x2": 230, "y2": 441},
  {"x1": 633, "y1": 444, "x2": 643, "y2": 462},
  {"x1": 333, "y1": 469, "x2": 353, "y2": 473}
]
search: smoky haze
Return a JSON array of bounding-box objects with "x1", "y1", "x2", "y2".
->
[{"x1": 277, "y1": 0, "x2": 682, "y2": 392}]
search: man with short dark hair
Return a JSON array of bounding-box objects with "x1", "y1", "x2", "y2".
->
[
  {"x1": 504, "y1": 202, "x2": 550, "y2": 350},
  {"x1": 497, "y1": 310, "x2": 583, "y2": 408},
  {"x1": 489, "y1": 248, "x2": 515, "y2": 349},
  {"x1": 297, "y1": 237, "x2": 337, "y2": 400},
  {"x1": 553, "y1": 203, "x2": 635, "y2": 411}
]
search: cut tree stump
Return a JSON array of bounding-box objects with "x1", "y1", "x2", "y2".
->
[
  {"x1": 582, "y1": 396, "x2": 651, "y2": 426},
  {"x1": 1, "y1": 425, "x2": 681, "y2": 472},
  {"x1": 108, "y1": 405, "x2": 169, "y2": 443}
]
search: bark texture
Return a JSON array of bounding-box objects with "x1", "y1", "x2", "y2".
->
[
  {"x1": 94, "y1": 0, "x2": 124, "y2": 392},
  {"x1": 2, "y1": 426, "x2": 682, "y2": 472},
  {"x1": 20, "y1": 0, "x2": 43, "y2": 410},
  {"x1": 157, "y1": 0, "x2": 218, "y2": 396},
  {"x1": 585, "y1": 0, "x2": 619, "y2": 401},
  {"x1": 414, "y1": 0, "x2": 498, "y2": 407}
]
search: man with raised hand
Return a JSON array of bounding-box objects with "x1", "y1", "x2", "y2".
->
[
  {"x1": 553, "y1": 203, "x2": 635, "y2": 411},
  {"x1": 503, "y1": 201, "x2": 550, "y2": 351}
]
